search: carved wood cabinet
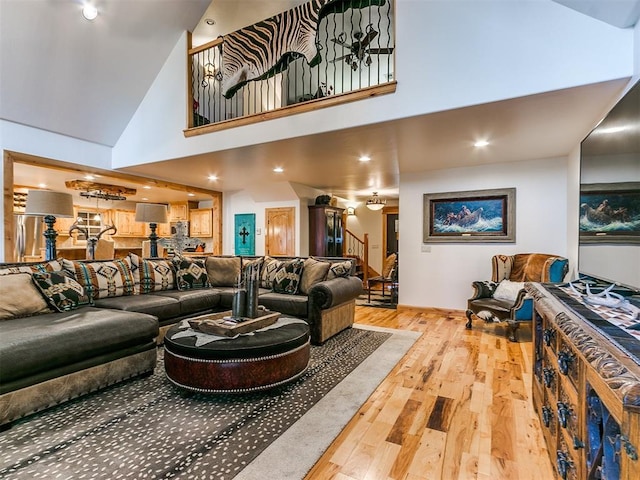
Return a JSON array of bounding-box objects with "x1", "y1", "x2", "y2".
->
[
  {"x1": 308, "y1": 205, "x2": 344, "y2": 257},
  {"x1": 526, "y1": 283, "x2": 640, "y2": 480}
]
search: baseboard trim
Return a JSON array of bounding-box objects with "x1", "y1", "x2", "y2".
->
[{"x1": 396, "y1": 304, "x2": 464, "y2": 315}]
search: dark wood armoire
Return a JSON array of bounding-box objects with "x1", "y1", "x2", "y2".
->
[{"x1": 308, "y1": 205, "x2": 344, "y2": 257}]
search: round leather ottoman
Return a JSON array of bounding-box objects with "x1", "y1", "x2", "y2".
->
[{"x1": 163, "y1": 318, "x2": 310, "y2": 393}]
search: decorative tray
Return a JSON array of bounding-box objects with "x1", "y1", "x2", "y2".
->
[{"x1": 188, "y1": 309, "x2": 280, "y2": 337}]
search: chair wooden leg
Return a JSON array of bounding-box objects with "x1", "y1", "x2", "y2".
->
[
  {"x1": 465, "y1": 310, "x2": 473, "y2": 329},
  {"x1": 506, "y1": 321, "x2": 520, "y2": 342}
]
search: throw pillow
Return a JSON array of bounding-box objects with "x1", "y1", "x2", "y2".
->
[
  {"x1": 273, "y1": 258, "x2": 304, "y2": 295},
  {"x1": 326, "y1": 260, "x2": 353, "y2": 280},
  {"x1": 493, "y1": 279, "x2": 525, "y2": 303},
  {"x1": 0, "y1": 273, "x2": 50, "y2": 320},
  {"x1": 67, "y1": 259, "x2": 135, "y2": 300},
  {"x1": 126, "y1": 253, "x2": 175, "y2": 294},
  {"x1": 0, "y1": 259, "x2": 64, "y2": 276},
  {"x1": 31, "y1": 271, "x2": 91, "y2": 312},
  {"x1": 205, "y1": 256, "x2": 242, "y2": 287},
  {"x1": 172, "y1": 255, "x2": 208, "y2": 290},
  {"x1": 299, "y1": 258, "x2": 330, "y2": 294},
  {"x1": 260, "y1": 257, "x2": 283, "y2": 289}
]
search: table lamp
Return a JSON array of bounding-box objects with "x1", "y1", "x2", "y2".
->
[
  {"x1": 25, "y1": 190, "x2": 75, "y2": 261},
  {"x1": 135, "y1": 203, "x2": 168, "y2": 257}
]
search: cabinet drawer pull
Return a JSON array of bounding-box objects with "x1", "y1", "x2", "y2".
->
[
  {"x1": 542, "y1": 405, "x2": 553, "y2": 428},
  {"x1": 557, "y1": 401, "x2": 571, "y2": 429},
  {"x1": 543, "y1": 328, "x2": 555, "y2": 347},
  {"x1": 556, "y1": 450, "x2": 574, "y2": 480},
  {"x1": 557, "y1": 350, "x2": 574, "y2": 376},
  {"x1": 572, "y1": 435, "x2": 584, "y2": 450}
]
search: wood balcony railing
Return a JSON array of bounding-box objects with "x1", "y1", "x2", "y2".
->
[
  {"x1": 345, "y1": 229, "x2": 369, "y2": 284},
  {"x1": 185, "y1": 0, "x2": 396, "y2": 136}
]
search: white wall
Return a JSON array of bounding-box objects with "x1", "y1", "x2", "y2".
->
[
  {"x1": 222, "y1": 190, "x2": 303, "y2": 256},
  {"x1": 344, "y1": 204, "x2": 386, "y2": 274},
  {"x1": 399, "y1": 156, "x2": 569, "y2": 310},
  {"x1": 112, "y1": 0, "x2": 633, "y2": 168}
]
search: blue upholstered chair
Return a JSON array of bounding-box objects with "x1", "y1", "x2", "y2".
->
[{"x1": 465, "y1": 253, "x2": 569, "y2": 342}]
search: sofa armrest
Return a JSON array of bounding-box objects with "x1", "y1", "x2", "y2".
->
[
  {"x1": 308, "y1": 276, "x2": 363, "y2": 310},
  {"x1": 511, "y1": 289, "x2": 533, "y2": 321},
  {"x1": 469, "y1": 281, "x2": 498, "y2": 300}
]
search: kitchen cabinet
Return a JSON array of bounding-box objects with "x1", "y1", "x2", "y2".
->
[
  {"x1": 190, "y1": 208, "x2": 212, "y2": 237},
  {"x1": 112, "y1": 210, "x2": 145, "y2": 237},
  {"x1": 146, "y1": 222, "x2": 171, "y2": 238},
  {"x1": 308, "y1": 205, "x2": 344, "y2": 257},
  {"x1": 169, "y1": 201, "x2": 197, "y2": 222},
  {"x1": 54, "y1": 211, "x2": 77, "y2": 237},
  {"x1": 526, "y1": 282, "x2": 640, "y2": 480}
]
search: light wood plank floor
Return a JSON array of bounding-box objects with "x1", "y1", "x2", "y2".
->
[{"x1": 305, "y1": 306, "x2": 554, "y2": 480}]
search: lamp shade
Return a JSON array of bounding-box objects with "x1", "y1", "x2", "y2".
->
[
  {"x1": 135, "y1": 203, "x2": 168, "y2": 224},
  {"x1": 25, "y1": 190, "x2": 74, "y2": 217}
]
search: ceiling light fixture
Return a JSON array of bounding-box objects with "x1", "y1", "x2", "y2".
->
[
  {"x1": 366, "y1": 192, "x2": 386, "y2": 211},
  {"x1": 82, "y1": 4, "x2": 98, "y2": 21},
  {"x1": 38, "y1": 183, "x2": 47, "y2": 188},
  {"x1": 208, "y1": 175, "x2": 218, "y2": 181},
  {"x1": 474, "y1": 140, "x2": 490, "y2": 148},
  {"x1": 359, "y1": 155, "x2": 371, "y2": 162},
  {"x1": 84, "y1": 174, "x2": 95, "y2": 180},
  {"x1": 187, "y1": 193, "x2": 195, "y2": 197},
  {"x1": 273, "y1": 167, "x2": 284, "y2": 173},
  {"x1": 143, "y1": 186, "x2": 152, "y2": 190},
  {"x1": 205, "y1": 18, "x2": 215, "y2": 26}
]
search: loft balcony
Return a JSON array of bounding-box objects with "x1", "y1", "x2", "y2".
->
[{"x1": 185, "y1": 0, "x2": 396, "y2": 137}]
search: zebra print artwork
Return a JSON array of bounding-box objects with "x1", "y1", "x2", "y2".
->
[{"x1": 220, "y1": 0, "x2": 386, "y2": 98}]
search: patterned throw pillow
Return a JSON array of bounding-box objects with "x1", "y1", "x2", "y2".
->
[
  {"x1": 31, "y1": 271, "x2": 91, "y2": 312},
  {"x1": 272, "y1": 258, "x2": 304, "y2": 295},
  {"x1": 326, "y1": 260, "x2": 353, "y2": 280},
  {"x1": 65, "y1": 259, "x2": 135, "y2": 300},
  {"x1": 0, "y1": 273, "x2": 51, "y2": 320},
  {"x1": 260, "y1": 257, "x2": 283, "y2": 289},
  {"x1": 172, "y1": 255, "x2": 208, "y2": 291},
  {"x1": 0, "y1": 259, "x2": 64, "y2": 276},
  {"x1": 126, "y1": 253, "x2": 175, "y2": 294}
]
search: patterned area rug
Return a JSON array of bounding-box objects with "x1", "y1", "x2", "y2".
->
[
  {"x1": 356, "y1": 291, "x2": 397, "y2": 309},
  {"x1": 0, "y1": 326, "x2": 416, "y2": 480}
]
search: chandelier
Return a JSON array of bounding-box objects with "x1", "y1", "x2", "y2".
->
[{"x1": 366, "y1": 192, "x2": 386, "y2": 211}]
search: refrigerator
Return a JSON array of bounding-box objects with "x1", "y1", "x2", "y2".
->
[{"x1": 13, "y1": 214, "x2": 44, "y2": 262}]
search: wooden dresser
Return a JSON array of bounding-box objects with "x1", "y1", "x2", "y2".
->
[{"x1": 526, "y1": 282, "x2": 640, "y2": 480}]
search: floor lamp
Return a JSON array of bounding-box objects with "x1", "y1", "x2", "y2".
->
[
  {"x1": 135, "y1": 203, "x2": 168, "y2": 258},
  {"x1": 25, "y1": 190, "x2": 75, "y2": 261}
]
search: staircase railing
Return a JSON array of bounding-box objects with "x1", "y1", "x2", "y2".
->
[
  {"x1": 345, "y1": 229, "x2": 369, "y2": 284},
  {"x1": 186, "y1": 0, "x2": 395, "y2": 135}
]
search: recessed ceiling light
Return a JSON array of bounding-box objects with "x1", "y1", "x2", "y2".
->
[
  {"x1": 82, "y1": 4, "x2": 98, "y2": 21},
  {"x1": 208, "y1": 175, "x2": 218, "y2": 181},
  {"x1": 187, "y1": 193, "x2": 195, "y2": 197},
  {"x1": 474, "y1": 140, "x2": 490, "y2": 148},
  {"x1": 38, "y1": 183, "x2": 47, "y2": 188},
  {"x1": 143, "y1": 186, "x2": 151, "y2": 190},
  {"x1": 205, "y1": 18, "x2": 215, "y2": 26},
  {"x1": 273, "y1": 167, "x2": 284, "y2": 173},
  {"x1": 84, "y1": 174, "x2": 95, "y2": 180},
  {"x1": 359, "y1": 155, "x2": 371, "y2": 162},
  {"x1": 142, "y1": 197, "x2": 148, "y2": 201}
]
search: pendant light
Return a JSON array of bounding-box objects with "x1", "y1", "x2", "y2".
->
[{"x1": 366, "y1": 192, "x2": 386, "y2": 211}]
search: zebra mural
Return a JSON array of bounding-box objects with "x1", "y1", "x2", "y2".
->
[{"x1": 220, "y1": 0, "x2": 387, "y2": 99}]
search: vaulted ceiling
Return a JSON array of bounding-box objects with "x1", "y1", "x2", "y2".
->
[{"x1": 2, "y1": 1, "x2": 639, "y2": 202}]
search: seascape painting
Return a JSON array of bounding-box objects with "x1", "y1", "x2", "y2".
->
[
  {"x1": 579, "y1": 183, "x2": 640, "y2": 244},
  {"x1": 423, "y1": 188, "x2": 516, "y2": 243}
]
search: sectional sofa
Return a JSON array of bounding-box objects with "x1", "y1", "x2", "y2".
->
[{"x1": 0, "y1": 254, "x2": 362, "y2": 427}]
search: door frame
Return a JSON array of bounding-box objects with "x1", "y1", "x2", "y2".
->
[{"x1": 382, "y1": 205, "x2": 399, "y2": 264}]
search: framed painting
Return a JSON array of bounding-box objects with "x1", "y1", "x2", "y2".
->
[
  {"x1": 579, "y1": 182, "x2": 640, "y2": 244},
  {"x1": 423, "y1": 188, "x2": 516, "y2": 243},
  {"x1": 234, "y1": 213, "x2": 256, "y2": 255}
]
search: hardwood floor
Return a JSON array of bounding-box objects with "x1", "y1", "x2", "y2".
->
[{"x1": 305, "y1": 306, "x2": 554, "y2": 480}]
